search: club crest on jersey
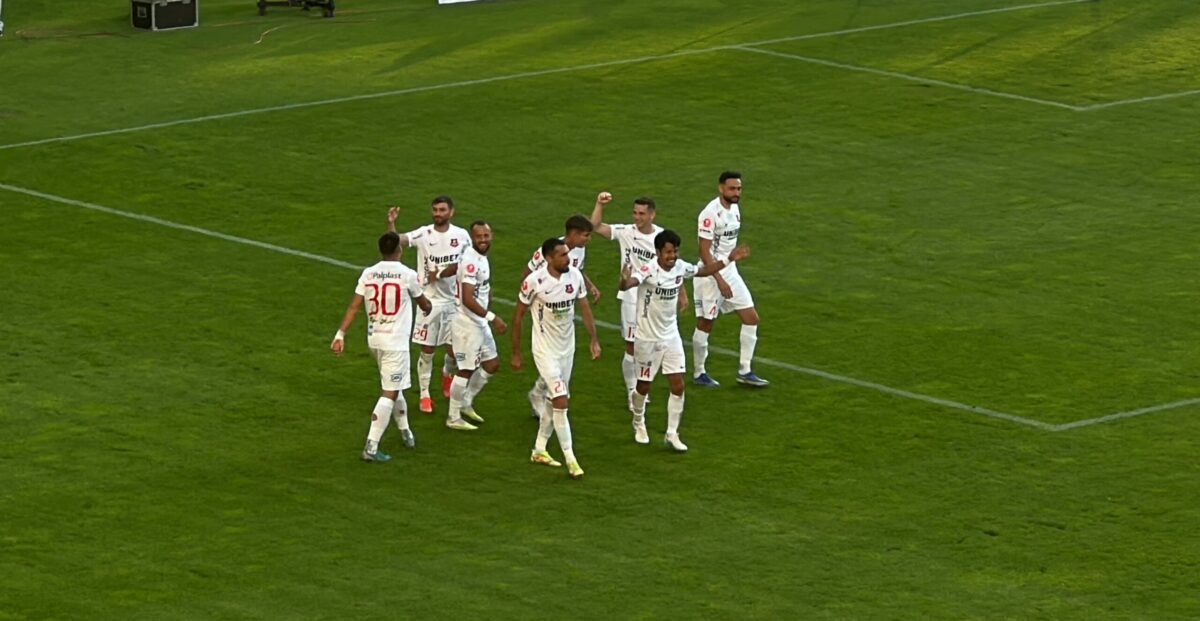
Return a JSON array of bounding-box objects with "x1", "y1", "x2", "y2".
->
[
  {"x1": 450, "y1": 239, "x2": 459, "y2": 247},
  {"x1": 676, "y1": 276, "x2": 682, "y2": 284},
  {"x1": 565, "y1": 284, "x2": 574, "y2": 294}
]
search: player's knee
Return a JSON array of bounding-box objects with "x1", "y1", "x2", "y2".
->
[
  {"x1": 624, "y1": 342, "x2": 635, "y2": 355},
  {"x1": 740, "y1": 308, "x2": 760, "y2": 326}
]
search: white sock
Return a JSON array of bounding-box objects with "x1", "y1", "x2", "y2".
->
[
  {"x1": 447, "y1": 375, "x2": 469, "y2": 421},
  {"x1": 621, "y1": 353, "x2": 637, "y2": 394},
  {"x1": 631, "y1": 390, "x2": 648, "y2": 419},
  {"x1": 552, "y1": 408, "x2": 575, "y2": 463},
  {"x1": 534, "y1": 401, "x2": 555, "y2": 452},
  {"x1": 417, "y1": 352, "x2": 433, "y2": 398},
  {"x1": 739, "y1": 324, "x2": 758, "y2": 375},
  {"x1": 392, "y1": 397, "x2": 409, "y2": 431},
  {"x1": 666, "y1": 393, "x2": 684, "y2": 435},
  {"x1": 464, "y1": 368, "x2": 493, "y2": 408},
  {"x1": 692, "y1": 329, "x2": 710, "y2": 376},
  {"x1": 367, "y1": 396, "x2": 395, "y2": 447}
]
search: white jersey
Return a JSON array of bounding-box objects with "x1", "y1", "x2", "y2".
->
[
  {"x1": 519, "y1": 267, "x2": 586, "y2": 357},
  {"x1": 610, "y1": 223, "x2": 662, "y2": 303},
  {"x1": 455, "y1": 246, "x2": 492, "y2": 325},
  {"x1": 697, "y1": 197, "x2": 741, "y2": 264},
  {"x1": 403, "y1": 224, "x2": 471, "y2": 304},
  {"x1": 527, "y1": 238, "x2": 586, "y2": 273},
  {"x1": 630, "y1": 259, "x2": 699, "y2": 342},
  {"x1": 354, "y1": 260, "x2": 425, "y2": 350}
]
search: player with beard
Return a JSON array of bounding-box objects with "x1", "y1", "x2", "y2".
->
[
  {"x1": 387, "y1": 196, "x2": 472, "y2": 414},
  {"x1": 511, "y1": 239, "x2": 601, "y2": 479},
  {"x1": 445, "y1": 221, "x2": 507, "y2": 430}
]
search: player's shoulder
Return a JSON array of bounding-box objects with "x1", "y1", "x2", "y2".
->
[
  {"x1": 701, "y1": 196, "x2": 722, "y2": 212},
  {"x1": 449, "y1": 223, "x2": 470, "y2": 237}
]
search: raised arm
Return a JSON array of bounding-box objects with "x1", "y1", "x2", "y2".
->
[
  {"x1": 589, "y1": 192, "x2": 615, "y2": 240},
  {"x1": 385, "y1": 207, "x2": 412, "y2": 247}
]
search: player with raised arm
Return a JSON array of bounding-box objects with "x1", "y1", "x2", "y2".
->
[
  {"x1": 386, "y1": 196, "x2": 472, "y2": 414},
  {"x1": 446, "y1": 221, "x2": 507, "y2": 430},
  {"x1": 520, "y1": 214, "x2": 600, "y2": 418},
  {"x1": 511, "y1": 238, "x2": 601, "y2": 479},
  {"x1": 619, "y1": 229, "x2": 748, "y2": 450},
  {"x1": 591, "y1": 192, "x2": 689, "y2": 409},
  {"x1": 692, "y1": 171, "x2": 768, "y2": 387},
  {"x1": 331, "y1": 232, "x2": 432, "y2": 462}
]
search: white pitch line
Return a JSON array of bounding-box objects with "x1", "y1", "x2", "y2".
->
[
  {"x1": 0, "y1": 181, "x2": 1047, "y2": 430},
  {"x1": 0, "y1": 0, "x2": 1091, "y2": 151},
  {"x1": 1079, "y1": 88, "x2": 1200, "y2": 111},
  {"x1": 734, "y1": 45, "x2": 1084, "y2": 111},
  {"x1": 1052, "y1": 397, "x2": 1200, "y2": 432}
]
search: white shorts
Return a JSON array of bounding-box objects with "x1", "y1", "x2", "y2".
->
[
  {"x1": 533, "y1": 349, "x2": 575, "y2": 399},
  {"x1": 634, "y1": 335, "x2": 686, "y2": 383},
  {"x1": 693, "y1": 264, "x2": 754, "y2": 320},
  {"x1": 371, "y1": 348, "x2": 411, "y2": 392},
  {"x1": 412, "y1": 303, "x2": 456, "y2": 348},
  {"x1": 620, "y1": 297, "x2": 638, "y2": 343},
  {"x1": 451, "y1": 317, "x2": 497, "y2": 371}
]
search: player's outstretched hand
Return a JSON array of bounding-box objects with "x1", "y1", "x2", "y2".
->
[
  {"x1": 492, "y1": 315, "x2": 508, "y2": 335},
  {"x1": 589, "y1": 339, "x2": 601, "y2": 360},
  {"x1": 331, "y1": 337, "x2": 345, "y2": 356},
  {"x1": 387, "y1": 206, "x2": 400, "y2": 224},
  {"x1": 596, "y1": 191, "x2": 613, "y2": 206},
  {"x1": 730, "y1": 245, "x2": 750, "y2": 262}
]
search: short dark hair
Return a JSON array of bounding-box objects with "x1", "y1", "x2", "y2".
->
[
  {"x1": 633, "y1": 197, "x2": 656, "y2": 212},
  {"x1": 431, "y1": 195, "x2": 454, "y2": 209},
  {"x1": 541, "y1": 237, "x2": 566, "y2": 260},
  {"x1": 469, "y1": 220, "x2": 489, "y2": 234},
  {"x1": 379, "y1": 231, "x2": 401, "y2": 256},
  {"x1": 654, "y1": 229, "x2": 682, "y2": 251},
  {"x1": 564, "y1": 214, "x2": 593, "y2": 234},
  {"x1": 718, "y1": 171, "x2": 741, "y2": 185}
]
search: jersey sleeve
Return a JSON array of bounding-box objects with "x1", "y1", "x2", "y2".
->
[
  {"x1": 518, "y1": 273, "x2": 538, "y2": 305},
  {"x1": 697, "y1": 208, "x2": 716, "y2": 241},
  {"x1": 631, "y1": 262, "x2": 652, "y2": 285},
  {"x1": 404, "y1": 226, "x2": 426, "y2": 243},
  {"x1": 609, "y1": 223, "x2": 630, "y2": 243},
  {"x1": 574, "y1": 272, "x2": 587, "y2": 299},
  {"x1": 406, "y1": 272, "x2": 424, "y2": 298},
  {"x1": 460, "y1": 256, "x2": 481, "y2": 286},
  {"x1": 678, "y1": 260, "x2": 699, "y2": 279},
  {"x1": 527, "y1": 247, "x2": 544, "y2": 272},
  {"x1": 354, "y1": 269, "x2": 370, "y2": 296}
]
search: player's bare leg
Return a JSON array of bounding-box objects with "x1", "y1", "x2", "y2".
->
[{"x1": 733, "y1": 307, "x2": 768, "y2": 387}]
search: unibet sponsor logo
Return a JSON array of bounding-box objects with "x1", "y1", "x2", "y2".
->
[{"x1": 654, "y1": 285, "x2": 679, "y2": 300}]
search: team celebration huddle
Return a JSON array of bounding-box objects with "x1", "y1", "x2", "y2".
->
[{"x1": 330, "y1": 172, "x2": 767, "y2": 479}]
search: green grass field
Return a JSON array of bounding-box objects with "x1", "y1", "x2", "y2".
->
[{"x1": 3, "y1": 0, "x2": 1200, "y2": 618}]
